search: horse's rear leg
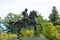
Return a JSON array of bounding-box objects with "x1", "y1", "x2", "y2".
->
[{"x1": 16, "y1": 29, "x2": 22, "y2": 39}]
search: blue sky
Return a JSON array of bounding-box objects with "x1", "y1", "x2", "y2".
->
[{"x1": 0, "y1": 0, "x2": 60, "y2": 19}]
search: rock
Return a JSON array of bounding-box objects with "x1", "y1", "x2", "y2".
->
[
  {"x1": 9, "y1": 36, "x2": 48, "y2": 40},
  {"x1": 9, "y1": 35, "x2": 48, "y2": 40},
  {"x1": 19, "y1": 37, "x2": 48, "y2": 40},
  {"x1": 10, "y1": 38, "x2": 48, "y2": 40}
]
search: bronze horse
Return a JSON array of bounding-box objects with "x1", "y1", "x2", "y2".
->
[{"x1": 21, "y1": 10, "x2": 42, "y2": 36}]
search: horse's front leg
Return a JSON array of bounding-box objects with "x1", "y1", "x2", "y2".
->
[
  {"x1": 37, "y1": 22, "x2": 42, "y2": 33},
  {"x1": 34, "y1": 24, "x2": 39, "y2": 37}
]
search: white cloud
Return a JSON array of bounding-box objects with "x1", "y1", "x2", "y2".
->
[{"x1": 0, "y1": 0, "x2": 60, "y2": 19}]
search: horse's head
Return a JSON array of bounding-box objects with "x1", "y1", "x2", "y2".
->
[{"x1": 29, "y1": 10, "x2": 38, "y2": 18}]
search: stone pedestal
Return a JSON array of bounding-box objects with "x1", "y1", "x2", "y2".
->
[{"x1": 9, "y1": 37, "x2": 48, "y2": 40}]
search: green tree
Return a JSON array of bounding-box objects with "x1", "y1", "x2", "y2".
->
[
  {"x1": 0, "y1": 17, "x2": 1, "y2": 29},
  {"x1": 49, "y1": 6, "x2": 59, "y2": 25},
  {"x1": 58, "y1": 17, "x2": 60, "y2": 24},
  {"x1": 3, "y1": 13, "x2": 22, "y2": 23},
  {"x1": 42, "y1": 21, "x2": 56, "y2": 40},
  {"x1": 37, "y1": 14, "x2": 43, "y2": 24},
  {"x1": 56, "y1": 17, "x2": 60, "y2": 25},
  {"x1": 2, "y1": 13, "x2": 22, "y2": 33}
]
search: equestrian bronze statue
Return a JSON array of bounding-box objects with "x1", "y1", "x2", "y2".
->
[{"x1": 3, "y1": 8, "x2": 42, "y2": 38}]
